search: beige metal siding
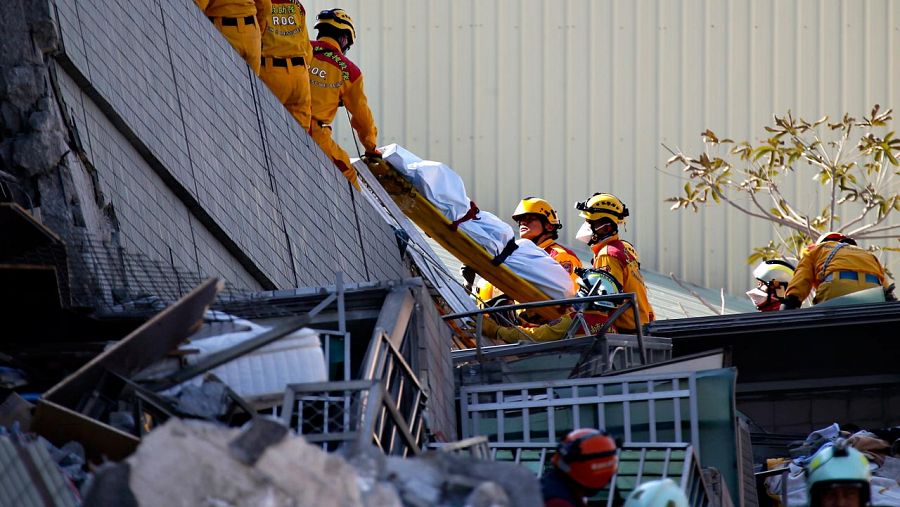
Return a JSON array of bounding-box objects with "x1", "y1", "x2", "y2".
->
[{"x1": 303, "y1": 0, "x2": 900, "y2": 293}]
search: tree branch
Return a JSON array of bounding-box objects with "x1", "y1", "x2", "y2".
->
[
  {"x1": 853, "y1": 223, "x2": 900, "y2": 238},
  {"x1": 765, "y1": 180, "x2": 811, "y2": 227},
  {"x1": 826, "y1": 130, "x2": 850, "y2": 231},
  {"x1": 848, "y1": 209, "x2": 894, "y2": 236},
  {"x1": 668, "y1": 272, "x2": 722, "y2": 315},
  {"x1": 839, "y1": 202, "x2": 876, "y2": 232},
  {"x1": 747, "y1": 190, "x2": 809, "y2": 232}
]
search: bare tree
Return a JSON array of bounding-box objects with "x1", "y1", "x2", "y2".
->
[{"x1": 665, "y1": 106, "x2": 900, "y2": 265}]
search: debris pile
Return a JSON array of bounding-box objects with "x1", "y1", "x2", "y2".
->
[
  {"x1": 762, "y1": 423, "x2": 900, "y2": 505},
  {"x1": 77, "y1": 418, "x2": 539, "y2": 507}
]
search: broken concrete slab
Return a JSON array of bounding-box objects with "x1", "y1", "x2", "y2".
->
[
  {"x1": 465, "y1": 481, "x2": 511, "y2": 507},
  {"x1": 228, "y1": 418, "x2": 289, "y2": 466},
  {"x1": 80, "y1": 462, "x2": 138, "y2": 507},
  {"x1": 123, "y1": 418, "x2": 364, "y2": 507},
  {"x1": 79, "y1": 417, "x2": 542, "y2": 507},
  {"x1": 384, "y1": 456, "x2": 443, "y2": 506},
  {"x1": 383, "y1": 451, "x2": 543, "y2": 507}
]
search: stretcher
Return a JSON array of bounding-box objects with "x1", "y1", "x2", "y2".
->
[{"x1": 362, "y1": 158, "x2": 565, "y2": 321}]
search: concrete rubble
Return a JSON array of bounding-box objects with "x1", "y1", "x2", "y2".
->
[{"x1": 79, "y1": 418, "x2": 540, "y2": 507}]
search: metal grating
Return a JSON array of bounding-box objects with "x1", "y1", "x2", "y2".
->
[
  {"x1": 460, "y1": 372, "x2": 701, "y2": 455},
  {"x1": 281, "y1": 380, "x2": 378, "y2": 451},
  {"x1": 280, "y1": 378, "x2": 425, "y2": 457},
  {"x1": 5, "y1": 235, "x2": 252, "y2": 315}
]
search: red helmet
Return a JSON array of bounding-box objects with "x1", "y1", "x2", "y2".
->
[{"x1": 551, "y1": 429, "x2": 619, "y2": 489}]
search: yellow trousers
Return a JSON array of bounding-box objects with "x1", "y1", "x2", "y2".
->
[
  {"x1": 813, "y1": 278, "x2": 881, "y2": 304},
  {"x1": 260, "y1": 59, "x2": 311, "y2": 130},
  {"x1": 212, "y1": 18, "x2": 261, "y2": 75},
  {"x1": 310, "y1": 123, "x2": 359, "y2": 190}
]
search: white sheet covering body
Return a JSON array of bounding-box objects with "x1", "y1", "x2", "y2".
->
[{"x1": 379, "y1": 144, "x2": 574, "y2": 300}]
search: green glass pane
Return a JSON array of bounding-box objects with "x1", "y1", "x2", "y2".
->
[
  {"x1": 628, "y1": 400, "x2": 651, "y2": 442},
  {"x1": 603, "y1": 402, "x2": 625, "y2": 438}
]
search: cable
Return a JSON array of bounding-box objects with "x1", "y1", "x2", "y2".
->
[{"x1": 345, "y1": 107, "x2": 364, "y2": 158}]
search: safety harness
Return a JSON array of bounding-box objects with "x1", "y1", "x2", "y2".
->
[{"x1": 818, "y1": 242, "x2": 847, "y2": 284}]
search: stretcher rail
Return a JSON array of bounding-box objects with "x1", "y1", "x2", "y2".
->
[
  {"x1": 364, "y1": 158, "x2": 565, "y2": 321},
  {"x1": 443, "y1": 293, "x2": 648, "y2": 369}
]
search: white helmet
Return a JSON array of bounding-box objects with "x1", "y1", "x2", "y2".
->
[
  {"x1": 623, "y1": 479, "x2": 689, "y2": 507},
  {"x1": 752, "y1": 259, "x2": 795, "y2": 284}
]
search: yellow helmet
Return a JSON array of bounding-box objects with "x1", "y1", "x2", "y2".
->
[
  {"x1": 512, "y1": 197, "x2": 562, "y2": 230},
  {"x1": 474, "y1": 279, "x2": 502, "y2": 304},
  {"x1": 315, "y1": 9, "x2": 357, "y2": 46},
  {"x1": 576, "y1": 193, "x2": 629, "y2": 223}
]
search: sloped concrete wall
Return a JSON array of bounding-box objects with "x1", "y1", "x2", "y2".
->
[{"x1": 48, "y1": 0, "x2": 407, "y2": 290}]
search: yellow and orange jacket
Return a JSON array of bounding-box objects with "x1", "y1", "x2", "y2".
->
[
  {"x1": 261, "y1": 0, "x2": 311, "y2": 59},
  {"x1": 591, "y1": 236, "x2": 654, "y2": 332},
  {"x1": 196, "y1": 0, "x2": 270, "y2": 32},
  {"x1": 785, "y1": 242, "x2": 890, "y2": 302},
  {"x1": 308, "y1": 37, "x2": 377, "y2": 152},
  {"x1": 537, "y1": 238, "x2": 583, "y2": 290}
]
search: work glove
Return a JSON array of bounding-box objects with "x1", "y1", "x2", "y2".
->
[
  {"x1": 478, "y1": 315, "x2": 500, "y2": 340},
  {"x1": 459, "y1": 264, "x2": 476, "y2": 292},
  {"x1": 779, "y1": 294, "x2": 801, "y2": 310}
]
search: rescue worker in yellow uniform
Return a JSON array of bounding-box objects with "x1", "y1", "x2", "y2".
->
[
  {"x1": 196, "y1": 0, "x2": 270, "y2": 75},
  {"x1": 781, "y1": 232, "x2": 892, "y2": 309},
  {"x1": 479, "y1": 194, "x2": 654, "y2": 343},
  {"x1": 575, "y1": 193, "x2": 654, "y2": 333},
  {"x1": 512, "y1": 197, "x2": 583, "y2": 290},
  {"x1": 472, "y1": 197, "x2": 585, "y2": 343},
  {"x1": 308, "y1": 9, "x2": 378, "y2": 189},
  {"x1": 259, "y1": 1, "x2": 312, "y2": 130},
  {"x1": 480, "y1": 268, "x2": 622, "y2": 343},
  {"x1": 472, "y1": 197, "x2": 583, "y2": 301}
]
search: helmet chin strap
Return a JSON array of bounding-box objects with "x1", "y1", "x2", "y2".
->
[{"x1": 588, "y1": 223, "x2": 616, "y2": 246}]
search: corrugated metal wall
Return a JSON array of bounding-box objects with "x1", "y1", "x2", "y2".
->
[{"x1": 304, "y1": 0, "x2": 900, "y2": 293}]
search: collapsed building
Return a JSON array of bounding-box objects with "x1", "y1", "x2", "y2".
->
[{"x1": 1, "y1": 1, "x2": 899, "y2": 506}]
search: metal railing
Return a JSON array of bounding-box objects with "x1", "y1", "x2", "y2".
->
[
  {"x1": 361, "y1": 329, "x2": 429, "y2": 455},
  {"x1": 279, "y1": 327, "x2": 429, "y2": 456},
  {"x1": 460, "y1": 372, "x2": 701, "y2": 456},
  {"x1": 443, "y1": 293, "x2": 651, "y2": 374},
  {"x1": 611, "y1": 444, "x2": 712, "y2": 507},
  {"x1": 452, "y1": 334, "x2": 673, "y2": 387},
  {"x1": 280, "y1": 378, "x2": 424, "y2": 457}
]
